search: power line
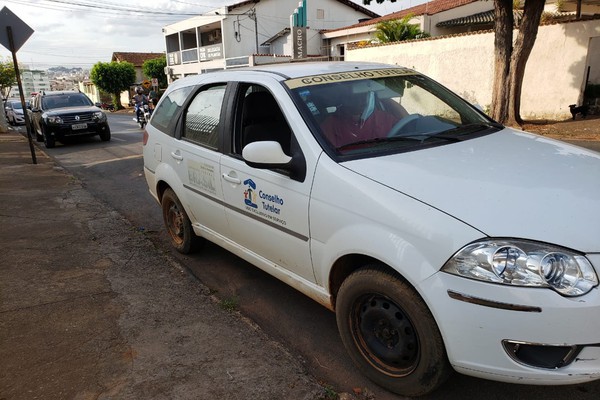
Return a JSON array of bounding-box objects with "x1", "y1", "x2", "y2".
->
[{"x1": 6, "y1": 0, "x2": 209, "y2": 17}]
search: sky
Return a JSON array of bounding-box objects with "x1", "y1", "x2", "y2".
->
[{"x1": 0, "y1": 0, "x2": 425, "y2": 70}]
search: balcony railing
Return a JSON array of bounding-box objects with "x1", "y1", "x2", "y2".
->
[
  {"x1": 182, "y1": 48, "x2": 198, "y2": 63},
  {"x1": 167, "y1": 43, "x2": 224, "y2": 66}
]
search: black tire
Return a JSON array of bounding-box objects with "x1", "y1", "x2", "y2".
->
[
  {"x1": 161, "y1": 188, "x2": 203, "y2": 254},
  {"x1": 99, "y1": 125, "x2": 111, "y2": 142},
  {"x1": 35, "y1": 128, "x2": 43, "y2": 142},
  {"x1": 336, "y1": 266, "x2": 451, "y2": 397},
  {"x1": 42, "y1": 127, "x2": 55, "y2": 148}
]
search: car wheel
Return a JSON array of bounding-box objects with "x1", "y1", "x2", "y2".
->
[
  {"x1": 42, "y1": 127, "x2": 55, "y2": 148},
  {"x1": 336, "y1": 266, "x2": 451, "y2": 397},
  {"x1": 99, "y1": 125, "x2": 111, "y2": 141},
  {"x1": 161, "y1": 188, "x2": 203, "y2": 254}
]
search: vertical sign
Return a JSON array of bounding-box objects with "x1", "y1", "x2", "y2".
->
[
  {"x1": 291, "y1": 1, "x2": 307, "y2": 59},
  {"x1": 0, "y1": 6, "x2": 36, "y2": 164}
]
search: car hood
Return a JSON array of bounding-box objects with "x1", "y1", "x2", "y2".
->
[
  {"x1": 45, "y1": 106, "x2": 100, "y2": 115},
  {"x1": 343, "y1": 128, "x2": 600, "y2": 253}
]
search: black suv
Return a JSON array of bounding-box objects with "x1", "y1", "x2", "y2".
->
[{"x1": 30, "y1": 90, "x2": 111, "y2": 148}]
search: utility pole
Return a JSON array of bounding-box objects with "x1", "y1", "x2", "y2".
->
[{"x1": 249, "y1": 9, "x2": 258, "y2": 54}]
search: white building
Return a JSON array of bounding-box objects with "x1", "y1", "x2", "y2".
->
[
  {"x1": 10, "y1": 69, "x2": 50, "y2": 99},
  {"x1": 163, "y1": 0, "x2": 379, "y2": 81}
]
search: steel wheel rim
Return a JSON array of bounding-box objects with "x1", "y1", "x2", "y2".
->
[
  {"x1": 351, "y1": 294, "x2": 419, "y2": 376},
  {"x1": 165, "y1": 200, "x2": 185, "y2": 245}
]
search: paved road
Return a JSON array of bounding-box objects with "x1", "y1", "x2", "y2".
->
[{"x1": 24, "y1": 114, "x2": 600, "y2": 399}]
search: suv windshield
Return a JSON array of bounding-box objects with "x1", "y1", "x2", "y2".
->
[
  {"x1": 286, "y1": 68, "x2": 499, "y2": 157},
  {"x1": 42, "y1": 93, "x2": 93, "y2": 109}
]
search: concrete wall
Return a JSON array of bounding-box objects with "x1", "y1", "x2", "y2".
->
[{"x1": 346, "y1": 19, "x2": 600, "y2": 120}]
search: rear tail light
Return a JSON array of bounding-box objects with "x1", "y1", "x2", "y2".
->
[{"x1": 143, "y1": 129, "x2": 148, "y2": 145}]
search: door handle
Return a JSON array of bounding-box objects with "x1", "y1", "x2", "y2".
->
[
  {"x1": 170, "y1": 151, "x2": 183, "y2": 161},
  {"x1": 222, "y1": 173, "x2": 241, "y2": 185}
]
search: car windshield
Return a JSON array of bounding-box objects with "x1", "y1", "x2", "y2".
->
[
  {"x1": 10, "y1": 101, "x2": 24, "y2": 109},
  {"x1": 286, "y1": 68, "x2": 500, "y2": 157},
  {"x1": 42, "y1": 94, "x2": 92, "y2": 109}
]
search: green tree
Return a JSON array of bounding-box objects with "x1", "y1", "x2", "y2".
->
[
  {"x1": 90, "y1": 61, "x2": 136, "y2": 109},
  {"x1": 375, "y1": 15, "x2": 429, "y2": 43},
  {"x1": 0, "y1": 57, "x2": 18, "y2": 99},
  {"x1": 142, "y1": 56, "x2": 167, "y2": 89}
]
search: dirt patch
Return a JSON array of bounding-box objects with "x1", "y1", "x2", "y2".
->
[{"x1": 522, "y1": 115, "x2": 600, "y2": 141}]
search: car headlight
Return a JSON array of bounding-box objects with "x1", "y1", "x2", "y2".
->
[
  {"x1": 442, "y1": 239, "x2": 598, "y2": 296},
  {"x1": 93, "y1": 111, "x2": 106, "y2": 121},
  {"x1": 46, "y1": 115, "x2": 63, "y2": 124}
]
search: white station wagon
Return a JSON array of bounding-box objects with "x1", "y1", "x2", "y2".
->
[{"x1": 143, "y1": 62, "x2": 600, "y2": 396}]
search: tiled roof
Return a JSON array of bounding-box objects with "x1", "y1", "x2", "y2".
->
[
  {"x1": 325, "y1": 0, "x2": 479, "y2": 33},
  {"x1": 111, "y1": 52, "x2": 165, "y2": 67},
  {"x1": 436, "y1": 9, "x2": 524, "y2": 27}
]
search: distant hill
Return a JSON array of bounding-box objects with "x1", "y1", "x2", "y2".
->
[{"x1": 47, "y1": 66, "x2": 84, "y2": 75}]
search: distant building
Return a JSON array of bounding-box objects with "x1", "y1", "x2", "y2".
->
[
  {"x1": 163, "y1": 0, "x2": 379, "y2": 81},
  {"x1": 10, "y1": 69, "x2": 50, "y2": 99}
]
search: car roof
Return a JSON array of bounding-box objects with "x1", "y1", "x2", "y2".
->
[
  {"x1": 242, "y1": 61, "x2": 404, "y2": 79},
  {"x1": 171, "y1": 62, "x2": 412, "y2": 89},
  {"x1": 41, "y1": 91, "x2": 83, "y2": 96}
]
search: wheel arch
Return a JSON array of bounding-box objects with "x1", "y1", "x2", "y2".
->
[{"x1": 329, "y1": 255, "x2": 413, "y2": 311}]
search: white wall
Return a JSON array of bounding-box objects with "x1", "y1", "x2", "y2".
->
[
  {"x1": 347, "y1": 19, "x2": 600, "y2": 120},
  {"x1": 586, "y1": 36, "x2": 600, "y2": 84}
]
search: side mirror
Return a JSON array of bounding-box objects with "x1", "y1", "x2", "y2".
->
[{"x1": 242, "y1": 141, "x2": 292, "y2": 167}]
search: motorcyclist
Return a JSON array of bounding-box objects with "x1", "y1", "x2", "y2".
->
[{"x1": 132, "y1": 87, "x2": 148, "y2": 123}]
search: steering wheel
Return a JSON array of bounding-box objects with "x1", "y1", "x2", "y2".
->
[{"x1": 386, "y1": 114, "x2": 422, "y2": 137}]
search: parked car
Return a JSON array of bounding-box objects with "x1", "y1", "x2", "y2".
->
[
  {"x1": 142, "y1": 62, "x2": 600, "y2": 396},
  {"x1": 4, "y1": 99, "x2": 29, "y2": 125},
  {"x1": 30, "y1": 90, "x2": 111, "y2": 148}
]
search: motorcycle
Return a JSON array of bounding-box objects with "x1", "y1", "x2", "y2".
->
[
  {"x1": 99, "y1": 102, "x2": 115, "y2": 112},
  {"x1": 134, "y1": 103, "x2": 151, "y2": 129}
]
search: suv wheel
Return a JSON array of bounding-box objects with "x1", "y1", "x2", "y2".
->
[
  {"x1": 99, "y1": 125, "x2": 111, "y2": 142},
  {"x1": 43, "y1": 127, "x2": 56, "y2": 148}
]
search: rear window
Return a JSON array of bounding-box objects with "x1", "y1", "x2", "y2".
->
[{"x1": 151, "y1": 86, "x2": 194, "y2": 136}]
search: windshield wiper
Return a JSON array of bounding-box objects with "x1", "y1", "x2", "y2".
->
[
  {"x1": 337, "y1": 136, "x2": 423, "y2": 151},
  {"x1": 436, "y1": 122, "x2": 502, "y2": 136}
]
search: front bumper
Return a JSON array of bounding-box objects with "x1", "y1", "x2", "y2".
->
[
  {"x1": 46, "y1": 122, "x2": 108, "y2": 137},
  {"x1": 419, "y1": 253, "x2": 600, "y2": 385}
]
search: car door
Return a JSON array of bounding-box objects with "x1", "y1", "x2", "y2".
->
[
  {"x1": 175, "y1": 83, "x2": 231, "y2": 239},
  {"x1": 219, "y1": 79, "x2": 316, "y2": 283}
]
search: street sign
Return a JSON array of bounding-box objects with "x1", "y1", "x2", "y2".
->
[
  {"x1": 151, "y1": 78, "x2": 158, "y2": 87},
  {"x1": 0, "y1": 6, "x2": 34, "y2": 52},
  {"x1": 0, "y1": 6, "x2": 36, "y2": 164},
  {"x1": 142, "y1": 79, "x2": 152, "y2": 89}
]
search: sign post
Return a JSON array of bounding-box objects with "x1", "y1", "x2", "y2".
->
[{"x1": 0, "y1": 7, "x2": 35, "y2": 164}]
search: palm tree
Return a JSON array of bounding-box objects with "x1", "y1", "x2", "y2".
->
[{"x1": 375, "y1": 15, "x2": 430, "y2": 43}]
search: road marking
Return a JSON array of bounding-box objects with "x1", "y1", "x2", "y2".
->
[{"x1": 82, "y1": 154, "x2": 143, "y2": 168}]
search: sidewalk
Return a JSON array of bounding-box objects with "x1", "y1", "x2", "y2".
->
[{"x1": 0, "y1": 131, "x2": 324, "y2": 400}]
